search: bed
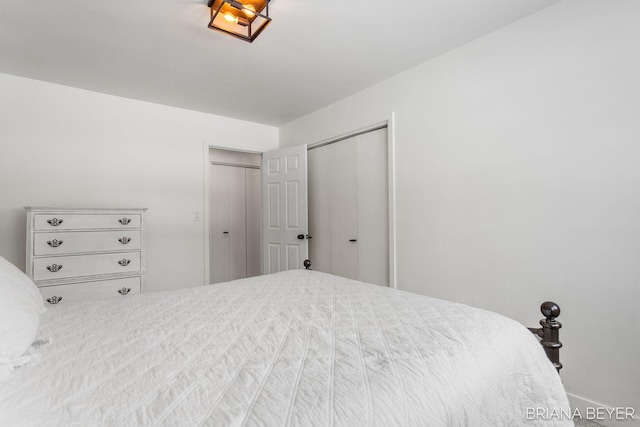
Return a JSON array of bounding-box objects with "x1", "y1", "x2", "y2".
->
[{"x1": 0, "y1": 265, "x2": 571, "y2": 426}]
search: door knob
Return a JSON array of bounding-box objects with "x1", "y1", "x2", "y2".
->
[{"x1": 297, "y1": 234, "x2": 304, "y2": 240}]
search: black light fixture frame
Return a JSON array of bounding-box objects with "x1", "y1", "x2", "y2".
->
[{"x1": 207, "y1": 0, "x2": 272, "y2": 43}]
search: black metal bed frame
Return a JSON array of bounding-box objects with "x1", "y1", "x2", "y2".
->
[{"x1": 528, "y1": 301, "x2": 563, "y2": 372}]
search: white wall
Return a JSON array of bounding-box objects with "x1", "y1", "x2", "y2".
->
[
  {"x1": 280, "y1": 0, "x2": 640, "y2": 416},
  {"x1": 0, "y1": 73, "x2": 278, "y2": 292}
]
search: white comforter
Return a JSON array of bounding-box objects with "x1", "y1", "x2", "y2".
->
[{"x1": 0, "y1": 270, "x2": 571, "y2": 426}]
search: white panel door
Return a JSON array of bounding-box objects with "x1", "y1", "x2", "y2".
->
[{"x1": 262, "y1": 145, "x2": 308, "y2": 273}]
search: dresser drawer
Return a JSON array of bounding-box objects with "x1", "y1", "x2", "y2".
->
[
  {"x1": 34, "y1": 213, "x2": 141, "y2": 231},
  {"x1": 39, "y1": 277, "x2": 141, "y2": 304},
  {"x1": 33, "y1": 252, "x2": 141, "y2": 281},
  {"x1": 33, "y1": 230, "x2": 142, "y2": 256}
]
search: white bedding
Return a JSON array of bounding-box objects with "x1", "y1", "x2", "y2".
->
[{"x1": 0, "y1": 270, "x2": 571, "y2": 426}]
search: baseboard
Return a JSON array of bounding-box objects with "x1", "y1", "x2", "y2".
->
[{"x1": 568, "y1": 393, "x2": 639, "y2": 426}]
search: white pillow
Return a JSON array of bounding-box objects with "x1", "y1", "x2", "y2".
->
[{"x1": 0, "y1": 256, "x2": 45, "y2": 379}]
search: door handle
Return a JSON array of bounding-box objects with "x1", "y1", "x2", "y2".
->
[
  {"x1": 298, "y1": 234, "x2": 313, "y2": 240},
  {"x1": 349, "y1": 239, "x2": 357, "y2": 242},
  {"x1": 223, "y1": 231, "x2": 229, "y2": 234}
]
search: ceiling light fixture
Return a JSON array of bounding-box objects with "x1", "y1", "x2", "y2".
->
[{"x1": 207, "y1": 0, "x2": 271, "y2": 43}]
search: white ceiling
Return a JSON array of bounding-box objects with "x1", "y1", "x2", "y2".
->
[{"x1": 0, "y1": 0, "x2": 559, "y2": 126}]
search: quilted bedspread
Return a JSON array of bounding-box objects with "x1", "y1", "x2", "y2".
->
[{"x1": 0, "y1": 270, "x2": 571, "y2": 426}]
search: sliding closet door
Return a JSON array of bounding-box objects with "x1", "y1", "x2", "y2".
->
[
  {"x1": 227, "y1": 166, "x2": 247, "y2": 280},
  {"x1": 308, "y1": 146, "x2": 331, "y2": 274},
  {"x1": 209, "y1": 148, "x2": 262, "y2": 284},
  {"x1": 329, "y1": 137, "x2": 359, "y2": 280},
  {"x1": 210, "y1": 164, "x2": 232, "y2": 284},
  {"x1": 210, "y1": 163, "x2": 260, "y2": 284},
  {"x1": 307, "y1": 127, "x2": 389, "y2": 286},
  {"x1": 245, "y1": 168, "x2": 262, "y2": 278},
  {"x1": 356, "y1": 129, "x2": 388, "y2": 286}
]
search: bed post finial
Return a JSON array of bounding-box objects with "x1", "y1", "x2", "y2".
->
[
  {"x1": 303, "y1": 259, "x2": 312, "y2": 270},
  {"x1": 529, "y1": 301, "x2": 563, "y2": 373},
  {"x1": 541, "y1": 301, "x2": 560, "y2": 320}
]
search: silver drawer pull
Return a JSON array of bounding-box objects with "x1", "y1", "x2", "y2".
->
[
  {"x1": 118, "y1": 217, "x2": 132, "y2": 225},
  {"x1": 47, "y1": 239, "x2": 64, "y2": 248},
  {"x1": 46, "y1": 264, "x2": 63, "y2": 272},
  {"x1": 46, "y1": 296, "x2": 63, "y2": 304},
  {"x1": 117, "y1": 259, "x2": 131, "y2": 266},
  {"x1": 47, "y1": 218, "x2": 63, "y2": 226},
  {"x1": 117, "y1": 287, "x2": 131, "y2": 295},
  {"x1": 118, "y1": 237, "x2": 131, "y2": 244}
]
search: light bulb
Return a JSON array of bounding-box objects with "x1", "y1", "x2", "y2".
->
[
  {"x1": 243, "y1": 4, "x2": 256, "y2": 17},
  {"x1": 223, "y1": 12, "x2": 239, "y2": 24}
]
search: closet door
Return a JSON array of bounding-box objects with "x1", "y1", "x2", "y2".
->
[
  {"x1": 227, "y1": 166, "x2": 247, "y2": 280},
  {"x1": 210, "y1": 164, "x2": 231, "y2": 284},
  {"x1": 210, "y1": 164, "x2": 248, "y2": 283},
  {"x1": 307, "y1": 127, "x2": 389, "y2": 286},
  {"x1": 308, "y1": 145, "x2": 331, "y2": 274},
  {"x1": 356, "y1": 130, "x2": 388, "y2": 286},
  {"x1": 329, "y1": 137, "x2": 359, "y2": 280},
  {"x1": 245, "y1": 168, "x2": 262, "y2": 278}
]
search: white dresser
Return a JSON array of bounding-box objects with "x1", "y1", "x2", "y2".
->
[{"x1": 25, "y1": 207, "x2": 147, "y2": 305}]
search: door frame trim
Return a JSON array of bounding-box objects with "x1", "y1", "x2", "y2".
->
[
  {"x1": 306, "y1": 112, "x2": 397, "y2": 289},
  {"x1": 202, "y1": 142, "x2": 263, "y2": 285}
]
